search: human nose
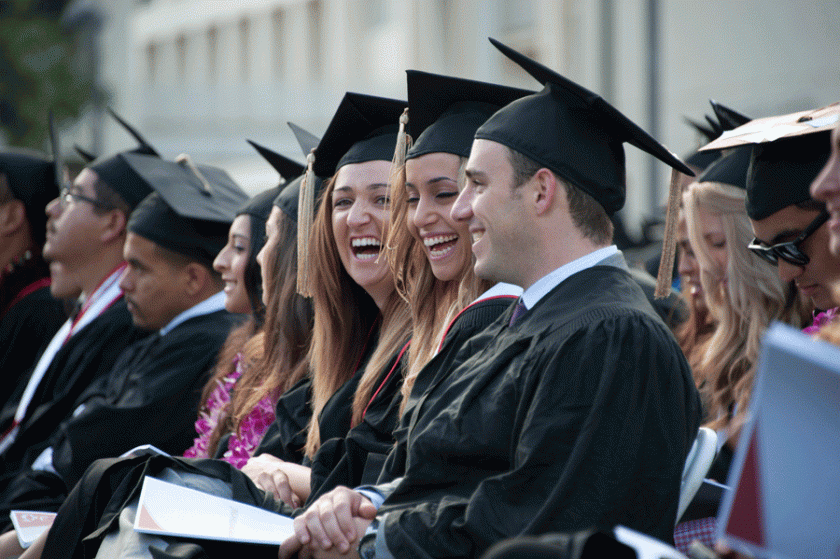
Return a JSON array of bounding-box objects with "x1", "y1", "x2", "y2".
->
[
  {"x1": 412, "y1": 194, "x2": 436, "y2": 229},
  {"x1": 45, "y1": 196, "x2": 63, "y2": 217},
  {"x1": 677, "y1": 248, "x2": 695, "y2": 277},
  {"x1": 118, "y1": 267, "x2": 133, "y2": 293},
  {"x1": 213, "y1": 245, "x2": 230, "y2": 274},
  {"x1": 451, "y1": 186, "x2": 474, "y2": 223},
  {"x1": 777, "y1": 258, "x2": 804, "y2": 283},
  {"x1": 346, "y1": 199, "x2": 371, "y2": 227}
]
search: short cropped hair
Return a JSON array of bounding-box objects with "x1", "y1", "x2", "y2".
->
[
  {"x1": 507, "y1": 148, "x2": 614, "y2": 246},
  {"x1": 90, "y1": 174, "x2": 131, "y2": 216}
]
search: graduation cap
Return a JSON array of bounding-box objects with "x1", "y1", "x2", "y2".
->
[
  {"x1": 248, "y1": 124, "x2": 323, "y2": 223},
  {"x1": 75, "y1": 144, "x2": 96, "y2": 163},
  {"x1": 237, "y1": 185, "x2": 282, "y2": 225},
  {"x1": 311, "y1": 92, "x2": 406, "y2": 178},
  {"x1": 696, "y1": 146, "x2": 752, "y2": 190},
  {"x1": 700, "y1": 103, "x2": 839, "y2": 220},
  {"x1": 684, "y1": 101, "x2": 751, "y2": 172},
  {"x1": 246, "y1": 139, "x2": 305, "y2": 184},
  {"x1": 87, "y1": 109, "x2": 162, "y2": 210},
  {"x1": 0, "y1": 148, "x2": 58, "y2": 248},
  {"x1": 404, "y1": 70, "x2": 535, "y2": 160},
  {"x1": 124, "y1": 152, "x2": 249, "y2": 268},
  {"x1": 478, "y1": 37, "x2": 693, "y2": 296}
]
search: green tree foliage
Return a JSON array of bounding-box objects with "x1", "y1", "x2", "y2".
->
[{"x1": 0, "y1": 0, "x2": 94, "y2": 149}]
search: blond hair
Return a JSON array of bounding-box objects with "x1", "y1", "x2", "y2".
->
[{"x1": 684, "y1": 181, "x2": 812, "y2": 435}]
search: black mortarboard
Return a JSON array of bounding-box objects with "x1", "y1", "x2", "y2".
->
[
  {"x1": 745, "y1": 133, "x2": 831, "y2": 220},
  {"x1": 0, "y1": 149, "x2": 58, "y2": 247},
  {"x1": 311, "y1": 92, "x2": 406, "y2": 178},
  {"x1": 246, "y1": 140, "x2": 304, "y2": 183},
  {"x1": 87, "y1": 110, "x2": 161, "y2": 210},
  {"x1": 75, "y1": 145, "x2": 96, "y2": 163},
  {"x1": 684, "y1": 100, "x2": 752, "y2": 171},
  {"x1": 404, "y1": 70, "x2": 534, "y2": 160},
  {"x1": 124, "y1": 152, "x2": 248, "y2": 267},
  {"x1": 238, "y1": 186, "x2": 281, "y2": 224},
  {"x1": 250, "y1": 124, "x2": 324, "y2": 223},
  {"x1": 700, "y1": 103, "x2": 840, "y2": 220},
  {"x1": 477, "y1": 38, "x2": 693, "y2": 216},
  {"x1": 696, "y1": 146, "x2": 751, "y2": 190},
  {"x1": 480, "y1": 38, "x2": 693, "y2": 298},
  {"x1": 288, "y1": 122, "x2": 321, "y2": 158}
]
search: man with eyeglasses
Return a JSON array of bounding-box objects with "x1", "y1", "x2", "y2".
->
[
  {"x1": 0, "y1": 148, "x2": 153, "y2": 497},
  {"x1": 703, "y1": 104, "x2": 840, "y2": 317}
]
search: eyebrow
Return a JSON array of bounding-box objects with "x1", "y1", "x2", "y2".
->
[
  {"x1": 333, "y1": 183, "x2": 389, "y2": 194},
  {"x1": 464, "y1": 169, "x2": 486, "y2": 181},
  {"x1": 405, "y1": 177, "x2": 457, "y2": 189},
  {"x1": 768, "y1": 228, "x2": 803, "y2": 245}
]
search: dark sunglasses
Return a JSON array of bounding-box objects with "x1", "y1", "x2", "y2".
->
[{"x1": 747, "y1": 211, "x2": 829, "y2": 266}]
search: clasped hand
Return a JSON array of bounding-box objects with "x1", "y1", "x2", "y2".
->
[{"x1": 278, "y1": 486, "x2": 377, "y2": 559}]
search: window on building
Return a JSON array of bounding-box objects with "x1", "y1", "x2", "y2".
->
[
  {"x1": 307, "y1": 0, "x2": 322, "y2": 81},
  {"x1": 272, "y1": 7, "x2": 285, "y2": 79}
]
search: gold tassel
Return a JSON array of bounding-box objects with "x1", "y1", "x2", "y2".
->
[
  {"x1": 176, "y1": 153, "x2": 213, "y2": 196},
  {"x1": 385, "y1": 108, "x2": 411, "y2": 254},
  {"x1": 297, "y1": 149, "x2": 317, "y2": 297},
  {"x1": 655, "y1": 167, "x2": 681, "y2": 299}
]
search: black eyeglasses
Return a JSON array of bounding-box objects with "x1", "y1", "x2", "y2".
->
[
  {"x1": 59, "y1": 187, "x2": 114, "y2": 210},
  {"x1": 747, "y1": 211, "x2": 829, "y2": 266}
]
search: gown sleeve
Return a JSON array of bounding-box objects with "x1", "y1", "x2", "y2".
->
[{"x1": 379, "y1": 312, "x2": 700, "y2": 558}]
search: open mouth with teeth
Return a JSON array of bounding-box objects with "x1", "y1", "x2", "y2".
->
[
  {"x1": 351, "y1": 237, "x2": 382, "y2": 260},
  {"x1": 424, "y1": 234, "x2": 459, "y2": 258}
]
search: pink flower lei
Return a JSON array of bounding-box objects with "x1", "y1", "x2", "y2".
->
[
  {"x1": 803, "y1": 307, "x2": 839, "y2": 335},
  {"x1": 183, "y1": 353, "x2": 276, "y2": 468}
]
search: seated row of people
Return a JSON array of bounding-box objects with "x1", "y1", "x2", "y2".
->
[{"x1": 0, "y1": 36, "x2": 837, "y2": 559}]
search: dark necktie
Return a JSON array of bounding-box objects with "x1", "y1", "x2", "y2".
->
[{"x1": 509, "y1": 298, "x2": 527, "y2": 326}]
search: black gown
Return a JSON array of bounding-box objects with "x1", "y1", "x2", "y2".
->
[
  {"x1": 0, "y1": 309, "x2": 239, "y2": 529},
  {"x1": 373, "y1": 264, "x2": 702, "y2": 558},
  {"x1": 0, "y1": 299, "x2": 146, "y2": 488},
  {"x1": 38, "y1": 324, "x2": 387, "y2": 559},
  {"x1": 309, "y1": 294, "x2": 519, "y2": 505},
  {"x1": 0, "y1": 260, "x2": 66, "y2": 408}
]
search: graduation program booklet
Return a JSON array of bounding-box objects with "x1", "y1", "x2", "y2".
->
[
  {"x1": 9, "y1": 511, "x2": 57, "y2": 548},
  {"x1": 134, "y1": 476, "x2": 295, "y2": 545}
]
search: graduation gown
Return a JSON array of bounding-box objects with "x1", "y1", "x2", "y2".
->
[
  {"x1": 0, "y1": 309, "x2": 238, "y2": 528},
  {"x1": 375, "y1": 264, "x2": 702, "y2": 558},
  {"x1": 0, "y1": 299, "x2": 145, "y2": 487},
  {"x1": 36, "y1": 323, "x2": 386, "y2": 559},
  {"x1": 310, "y1": 295, "x2": 519, "y2": 505},
  {"x1": 0, "y1": 272, "x2": 66, "y2": 410}
]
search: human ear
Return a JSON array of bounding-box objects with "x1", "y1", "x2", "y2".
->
[
  {"x1": 100, "y1": 209, "x2": 127, "y2": 243},
  {"x1": 0, "y1": 200, "x2": 26, "y2": 236},
  {"x1": 532, "y1": 168, "x2": 557, "y2": 215}
]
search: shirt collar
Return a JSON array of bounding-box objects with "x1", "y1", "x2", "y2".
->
[
  {"x1": 159, "y1": 291, "x2": 227, "y2": 336},
  {"x1": 521, "y1": 245, "x2": 619, "y2": 310}
]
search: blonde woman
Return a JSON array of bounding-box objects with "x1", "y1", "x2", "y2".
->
[{"x1": 683, "y1": 149, "x2": 812, "y2": 473}]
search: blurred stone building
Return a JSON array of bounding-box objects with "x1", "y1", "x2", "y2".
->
[{"x1": 71, "y1": 0, "x2": 840, "y2": 237}]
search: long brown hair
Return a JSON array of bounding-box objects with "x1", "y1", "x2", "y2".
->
[
  {"x1": 385, "y1": 158, "x2": 490, "y2": 414},
  {"x1": 303, "y1": 172, "x2": 411, "y2": 458},
  {"x1": 200, "y1": 209, "x2": 313, "y2": 457}
]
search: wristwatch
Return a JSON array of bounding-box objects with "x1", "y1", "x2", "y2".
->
[{"x1": 358, "y1": 517, "x2": 380, "y2": 559}]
